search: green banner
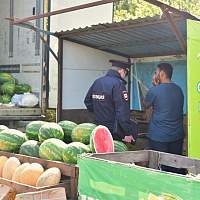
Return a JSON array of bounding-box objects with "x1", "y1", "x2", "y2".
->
[
  {"x1": 187, "y1": 19, "x2": 200, "y2": 159},
  {"x1": 78, "y1": 156, "x2": 200, "y2": 200}
]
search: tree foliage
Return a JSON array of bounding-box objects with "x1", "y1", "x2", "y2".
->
[{"x1": 114, "y1": 0, "x2": 200, "y2": 22}]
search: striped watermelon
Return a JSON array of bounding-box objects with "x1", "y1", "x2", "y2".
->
[
  {"x1": 15, "y1": 84, "x2": 32, "y2": 94},
  {"x1": 38, "y1": 123, "x2": 64, "y2": 142},
  {"x1": 58, "y1": 120, "x2": 77, "y2": 143},
  {"x1": 19, "y1": 140, "x2": 40, "y2": 158},
  {"x1": 26, "y1": 121, "x2": 46, "y2": 141},
  {"x1": 86, "y1": 144, "x2": 92, "y2": 153},
  {"x1": 0, "y1": 73, "x2": 14, "y2": 84},
  {"x1": 1, "y1": 95, "x2": 11, "y2": 104},
  {"x1": 7, "y1": 77, "x2": 18, "y2": 85},
  {"x1": 71, "y1": 123, "x2": 96, "y2": 145},
  {"x1": 39, "y1": 138, "x2": 67, "y2": 161},
  {"x1": 91, "y1": 125, "x2": 114, "y2": 153},
  {"x1": 0, "y1": 129, "x2": 27, "y2": 152},
  {"x1": 1, "y1": 82, "x2": 15, "y2": 96},
  {"x1": 0, "y1": 125, "x2": 8, "y2": 132},
  {"x1": 89, "y1": 131, "x2": 96, "y2": 153},
  {"x1": 63, "y1": 142, "x2": 90, "y2": 164},
  {"x1": 114, "y1": 140, "x2": 128, "y2": 152}
]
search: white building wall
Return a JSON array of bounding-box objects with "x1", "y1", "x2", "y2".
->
[
  {"x1": 49, "y1": 0, "x2": 113, "y2": 108},
  {"x1": 62, "y1": 41, "x2": 127, "y2": 109},
  {"x1": 0, "y1": 0, "x2": 43, "y2": 95},
  {"x1": 0, "y1": 0, "x2": 42, "y2": 65},
  {"x1": 0, "y1": 0, "x2": 114, "y2": 109},
  {"x1": 0, "y1": 0, "x2": 10, "y2": 63}
]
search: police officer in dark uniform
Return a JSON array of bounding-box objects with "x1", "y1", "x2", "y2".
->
[{"x1": 84, "y1": 60, "x2": 138, "y2": 143}]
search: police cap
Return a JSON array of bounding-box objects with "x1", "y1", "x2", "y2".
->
[{"x1": 109, "y1": 60, "x2": 130, "y2": 71}]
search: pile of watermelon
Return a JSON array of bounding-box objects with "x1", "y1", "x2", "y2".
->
[
  {"x1": 0, "y1": 73, "x2": 32, "y2": 104},
  {"x1": 0, "y1": 120, "x2": 128, "y2": 165}
]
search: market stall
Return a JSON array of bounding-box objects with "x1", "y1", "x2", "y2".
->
[{"x1": 56, "y1": 14, "x2": 200, "y2": 157}]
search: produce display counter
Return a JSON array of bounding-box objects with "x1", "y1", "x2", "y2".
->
[
  {"x1": 0, "y1": 151, "x2": 79, "y2": 200},
  {"x1": 0, "y1": 107, "x2": 44, "y2": 121}
]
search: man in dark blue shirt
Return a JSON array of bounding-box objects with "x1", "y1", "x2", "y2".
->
[
  {"x1": 84, "y1": 60, "x2": 138, "y2": 143},
  {"x1": 144, "y1": 63, "x2": 185, "y2": 173}
]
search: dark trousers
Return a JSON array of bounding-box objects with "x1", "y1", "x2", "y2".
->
[{"x1": 149, "y1": 139, "x2": 187, "y2": 175}]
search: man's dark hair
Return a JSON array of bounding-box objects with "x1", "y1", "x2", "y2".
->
[{"x1": 157, "y1": 63, "x2": 173, "y2": 79}]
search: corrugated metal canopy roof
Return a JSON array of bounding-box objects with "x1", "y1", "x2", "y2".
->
[{"x1": 55, "y1": 15, "x2": 189, "y2": 58}]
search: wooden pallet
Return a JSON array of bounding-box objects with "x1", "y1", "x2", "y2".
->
[
  {"x1": 0, "y1": 151, "x2": 79, "y2": 200},
  {"x1": 0, "y1": 107, "x2": 41, "y2": 116},
  {"x1": 15, "y1": 187, "x2": 67, "y2": 200}
]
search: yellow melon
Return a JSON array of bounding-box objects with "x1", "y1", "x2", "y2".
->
[
  {"x1": 30, "y1": 163, "x2": 44, "y2": 171},
  {"x1": 2, "y1": 157, "x2": 21, "y2": 180},
  {"x1": 20, "y1": 163, "x2": 44, "y2": 186},
  {"x1": 36, "y1": 167, "x2": 61, "y2": 187},
  {"x1": 12, "y1": 163, "x2": 30, "y2": 182},
  {"x1": 0, "y1": 156, "x2": 8, "y2": 177}
]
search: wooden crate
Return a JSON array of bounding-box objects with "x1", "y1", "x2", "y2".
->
[
  {"x1": 78, "y1": 151, "x2": 200, "y2": 200},
  {"x1": 0, "y1": 107, "x2": 41, "y2": 116},
  {"x1": 92, "y1": 150, "x2": 200, "y2": 174},
  {"x1": 0, "y1": 151, "x2": 79, "y2": 200},
  {"x1": 0, "y1": 184, "x2": 16, "y2": 200},
  {"x1": 15, "y1": 187, "x2": 67, "y2": 200}
]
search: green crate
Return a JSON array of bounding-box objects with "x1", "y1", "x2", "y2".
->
[{"x1": 78, "y1": 150, "x2": 200, "y2": 200}]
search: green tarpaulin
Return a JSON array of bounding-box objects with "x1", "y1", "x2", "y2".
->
[{"x1": 78, "y1": 156, "x2": 200, "y2": 200}]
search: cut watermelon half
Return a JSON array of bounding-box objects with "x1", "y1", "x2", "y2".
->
[{"x1": 92, "y1": 125, "x2": 114, "y2": 153}]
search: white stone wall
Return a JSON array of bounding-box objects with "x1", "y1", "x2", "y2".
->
[
  {"x1": 0, "y1": 0, "x2": 43, "y2": 95},
  {"x1": 49, "y1": 0, "x2": 113, "y2": 108},
  {"x1": 62, "y1": 41, "x2": 127, "y2": 109}
]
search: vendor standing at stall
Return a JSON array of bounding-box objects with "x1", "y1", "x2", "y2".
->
[
  {"x1": 143, "y1": 63, "x2": 185, "y2": 173},
  {"x1": 84, "y1": 60, "x2": 138, "y2": 143}
]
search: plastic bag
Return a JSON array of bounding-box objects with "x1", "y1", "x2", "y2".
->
[
  {"x1": 11, "y1": 94, "x2": 24, "y2": 106},
  {"x1": 19, "y1": 93, "x2": 39, "y2": 107}
]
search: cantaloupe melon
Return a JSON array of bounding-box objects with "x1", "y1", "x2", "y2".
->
[
  {"x1": 30, "y1": 163, "x2": 44, "y2": 171},
  {"x1": 0, "y1": 156, "x2": 8, "y2": 177},
  {"x1": 12, "y1": 163, "x2": 30, "y2": 182},
  {"x1": 20, "y1": 163, "x2": 44, "y2": 186},
  {"x1": 36, "y1": 167, "x2": 61, "y2": 187},
  {"x1": 2, "y1": 157, "x2": 21, "y2": 180}
]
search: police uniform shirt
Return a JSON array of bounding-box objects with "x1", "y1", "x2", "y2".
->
[{"x1": 84, "y1": 69, "x2": 137, "y2": 140}]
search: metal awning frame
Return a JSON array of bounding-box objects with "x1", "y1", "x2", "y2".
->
[
  {"x1": 9, "y1": 0, "x2": 199, "y2": 25},
  {"x1": 57, "y1": 15, "x2": 187, "y2": 58},
  {"x1": 6, "y1": 0, "x2": 200, "y2": 54},
  {"x1": 6, "y1": 18, "x2": 58, "y2": 62}
]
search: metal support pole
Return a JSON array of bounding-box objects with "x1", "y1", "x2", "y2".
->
[
  {"x1": 143, "y1": 0, "x2": 189, "y2": 53},
  {"x1": 39, "y1": 34, "x2": 58, "y2": 62},
  {"x1": 5, "y1": 18, "x2": 58, "y2": 61},
  {"x1": 128, "y1": 58, "x2": 131, "y2": 108},
  {"x1": 143, "y1": 0, "x2": 199, "y2": 21},
  {"x1": 57, "y1": 38, "x2": 63, "y2": 122},
  {"x1": 162, "y1": 8, "x2": 187, "y2": 53},
  {"x1": 12, "y1": 0, "x2": 115, "y2": 25}
]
